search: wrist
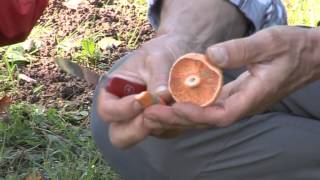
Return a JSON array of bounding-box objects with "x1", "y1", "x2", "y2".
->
[
  {"x1": 140, "y1": 33, "x2": 194, "y2": 61},
  {"x1": 306, "y1": 28, "x2": 320, "y2": 80},
  {"x1": 156, "y1": 0, "x2": 249, "y2": 53}
]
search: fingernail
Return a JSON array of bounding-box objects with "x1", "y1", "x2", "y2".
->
[
  {"x1": 207, "y1": 46, "x2": 228, "y2": 66},
  {"x1": 133, "y1": 100, "x2": 143, "y2": 112}
]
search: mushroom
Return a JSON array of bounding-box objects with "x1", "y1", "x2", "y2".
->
[{"x1": 169, "y1": 53, "x2": 223, "y2": 107}]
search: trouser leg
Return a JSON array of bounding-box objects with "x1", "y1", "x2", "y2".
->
[{"x1": 92, "y1": 101, "x2": 320, "y2": 180}]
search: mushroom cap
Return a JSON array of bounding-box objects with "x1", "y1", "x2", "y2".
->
[{"x1": 169, "y1": 53, "x2": 223, "y2": 107}]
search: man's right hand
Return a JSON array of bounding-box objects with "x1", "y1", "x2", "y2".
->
[{"x1": 97, "y1": 35, "x2": 190, "y2": 149}]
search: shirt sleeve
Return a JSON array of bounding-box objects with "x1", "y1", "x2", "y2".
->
[
  {"x1": 0, "y1": 0, "x2": 48, "y2": 46},
  {"x1": 229, "y1": 0, "x2": 287, "y2": 32},
  {"x1": 147, "y1": 0, "x2": 287, "y2": 33}
]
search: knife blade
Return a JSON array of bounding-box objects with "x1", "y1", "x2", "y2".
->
[
  {"x1": 55, "y1": 58, "x2": 147, "y2": 97},
  {"x1": 55, "y1": 59, "x2": 100, "y2": 86}
]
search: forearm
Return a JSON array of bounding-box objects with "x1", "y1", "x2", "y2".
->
[
  {"x1": 308, "y1": 28, "x2": 320, "y2": 80},
  {"x1": 156, "y1": 0, "x2": 249, "y2": 53}
]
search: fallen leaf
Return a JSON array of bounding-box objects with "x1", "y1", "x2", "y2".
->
[
  {"x1": 63, "y1": 0, "x2": 89, "y2": 9},
  {"x1": 79, "y1": 110, "x2": 89, "y2": 116},
  {"x1": 18, "y1": 74, "x2": 37, "y2": 83},
  {"x1": 0, "y1": 96, "x2": 12, "y2": 123},
  {"x1": 5, "y1": 44, "x2": 29, "y2": 64},
  {"x1": 22, "y1": 39, "x2": 35, "y2": 52},
  {"x1": 25, "y1": 172, "x2": 43, "y2": 180},
  {"x1": 0, "y1": 96, "x2": 11, "y2": 113},
  {"x1": 98, "y1": 37, "x2": 122, "y2": 50}
]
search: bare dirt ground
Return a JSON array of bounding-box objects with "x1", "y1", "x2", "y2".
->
[{"x1": 15, "y1": 0, "x2": 154, "y2": 113}]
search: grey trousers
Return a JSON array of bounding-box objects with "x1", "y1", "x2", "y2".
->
[{"x1": 91, "y1": 67, "x2": 320, "y2": 180}]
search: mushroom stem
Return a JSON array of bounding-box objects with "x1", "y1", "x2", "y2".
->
[{"x1": 184, "y1": 75, "x2": 201, "y2": 88}]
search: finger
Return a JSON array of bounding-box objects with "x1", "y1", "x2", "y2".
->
[
  {"x1": 97, "y1": 53, "x2": 147, "y2": 123},
  {"x1": 151, "y1": 128, "x2": 185, "y2": 139},
  {"x1": 144, "y1": 116, "x2": 185, "y2": 138},
  {"x1": 206, "y1": 30, "x2": 274, "y2": 69},
  {"x1": 144, "y1": 76, "x2": 247, "y2": 127},
  {"x1": 109, "y1": 115, "x2": 150, "y2": 149},
  {"x1": 172, "y1": 74, "x2": 262, "y2": 127},
  {"x1": 109, "y1": 113, "x2": 179, "y2": 149},
  {"x1": 203, "y1": 76, "x2": 263, "y2": 126},
  {"x1": 97, "y1": 89, "x2": 143, "y2": 123},
  {"x1": 170, "y1": 71, "x2": 247, "y2": 123},
  {"x1": 165, "y1": 103, "x2": 218, "y2": 128},
  {"x1": 144, "y1": 104, "x2": 195, "y2": 128}
]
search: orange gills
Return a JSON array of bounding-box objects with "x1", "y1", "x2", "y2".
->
[{"x1": 169, "y1": 53, "x2": 223, "y2": 107}]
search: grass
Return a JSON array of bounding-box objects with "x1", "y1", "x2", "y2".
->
[
  {"x1": 0, "y1": 103, "x2": 118, "y2": 179},
  {"x1": 0, "y1": 0, "x2": 319, "y2": 179}
]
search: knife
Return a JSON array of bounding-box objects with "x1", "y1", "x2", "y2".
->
[{"x1": 55, "y1": 58, "x2": 147, "y2": 97}]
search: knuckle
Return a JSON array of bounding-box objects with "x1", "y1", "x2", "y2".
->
[
  {"x1": 97, "y1": 101, "x2": 110, "y2": 122},
  {"x1": 215, "y1": 119, "x2": 232, "y2": 128},
  {"x1": 262, "y1": 27, "x2": 285, "y2": 47},
  {"x1": 225, "y1": 38, "x2": 250, "y2": 65},
  {"x1": 264, "y1": 28, "x2": 279, "y2": 40},
  {"x1": 109, "y1": 124, "x2": 133, "y2": 149},
  {"x1": 165, "y1": 118, "x2": 177, "y2": 126},
  {"x1": 236, "y1": 39, "x2": 249, "y2": 64},
  {"x1": 97, "y1": 104, "x2": 113, "y2": 123},
  {"x1": 109, "y1": 131, "x2": 125, "y2": 149},
  {"x1": 103, "y1": 113, "x2": 114, "y2": 123}
]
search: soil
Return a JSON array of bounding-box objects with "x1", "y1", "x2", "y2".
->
[{"x1": 13, "y1": 0, "x2": 154, "y2": 114}]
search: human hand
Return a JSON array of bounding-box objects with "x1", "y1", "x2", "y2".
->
[
  {"x1": 97, "y1": 35, "x2": 189, "y2": 149},
  {"x1": 144, "y1": 26, "x2": 320, "y2": 128}
]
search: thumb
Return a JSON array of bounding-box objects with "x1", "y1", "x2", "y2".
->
[{"x1": 206, "y1": 34, "x2": 266, "y2": 69}]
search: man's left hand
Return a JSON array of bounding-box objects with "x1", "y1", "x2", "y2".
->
[{"x1": 144, "y1": 26, "x2": 320, "y2": 128}]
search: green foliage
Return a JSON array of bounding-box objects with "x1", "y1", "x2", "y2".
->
[
  {"x1": 126, "y1": 26, "x2": 142, "y2": 50},
  {"x1": 0, "y1": 42, "x2": 38, "y2": 83},
  {"x1": 3, "y1": 45, "x2": 29, "y2": 64},
  {"x1": 129, "y1": 0, "x2": 147, "y2": 6},
  {"x1": 0, "y1": 103, "x2": 119, "y2": 179},
  {"x1": 284, "y1": 0, "x2": 320, "y2": 26},
  {"x1": 71, "y1": 37, "x2": 102, "y2": 67},
  {"x1": 2, "y1": 55, "x2": 17, "y2": 82},
  {"x1": 81, "y1": 38, "x2": 101, "y2": 63}
]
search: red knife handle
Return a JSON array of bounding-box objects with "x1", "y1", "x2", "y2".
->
[{"x1": 105, "y1": 77, "x2": 147, "y2": 98}]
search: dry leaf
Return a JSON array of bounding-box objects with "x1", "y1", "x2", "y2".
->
[
  {"x1": 25, "y1": 172, "x2": 43, "y2": 180},
  {"x1": 18, "y1": 74, "x2": 37, "y2": 83},
  {"x1": 63, "y1": 0, "x2": 89, "y2": 9},
  {"x1": 0, "y1": 96, "x2": 12, "y2": 123},
  {"x1": 98, "y1": 37, "x2": 122, "y2": 50},
  {"x1": 0, "y1": 96, "x2": 11, "y2": 113}
]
